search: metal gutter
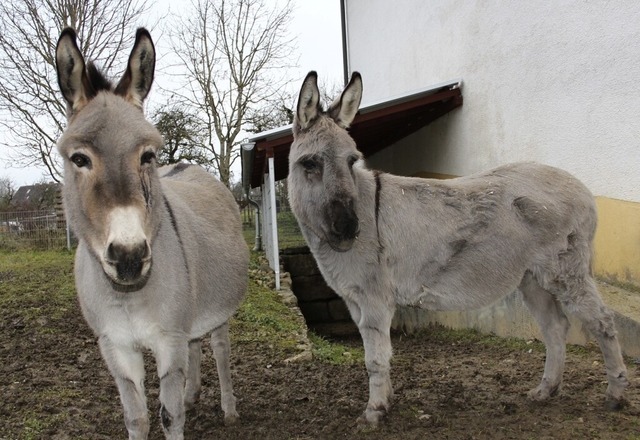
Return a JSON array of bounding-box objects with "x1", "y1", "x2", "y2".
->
[
  {"x1": 241, "y1": 140, "x2": 256, "y2": 194},
  {"x1": 340, "y1": 0, "x2": 349, "y2": 86},
  {"x1": 247, "y1": 124, "x2": 293, "y2": 144},
  {"x1": 240, "y1": 140, "x2": 262, "y2": 250},
  {"x1": 359, "y1": 79, "x2": 462, "y2": 115}
]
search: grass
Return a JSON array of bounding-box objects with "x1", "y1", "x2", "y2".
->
[
  {"x1": 0, "y1": 249, "x2": 76, "y2": 333},
  {"x1": 308, "y1": 332, "x2": 364, "y2": 365},
  {"x1": 241, "y1": 209, "x2": 307, "y2": 252},
  {"x1": 231, "y1": 252, "x2": 308, "y2": 357},
  {"x1": 0, "y1": 249, "x2": 79, "y2": 439}
]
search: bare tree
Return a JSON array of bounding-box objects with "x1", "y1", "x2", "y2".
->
[
  {"x1": 0, "y1": 0, "x2": 151, "y2": 182},
  {"x1": 245, "y1": 77, "x2": 341, "y2": 134},
  {"x1": 171, "y1": 0, "x2": 295, "y2": 187},
  {"x1": 0, "y1": 177, "x2": 16, "y2": 210},
  {"x1": 153, "y1": 103, "x2": 209, "y2": 166},
  {"x1": 245, "y1": 90, "x2": 295, "y2": 134}
]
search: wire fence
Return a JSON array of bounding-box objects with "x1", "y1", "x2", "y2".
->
[
  {"x1": 1, "y1": 202, "x2": 306, "y2": 252},
  {"x1": 0, "y1": 210, "x2": 69, "y2": 250},
  {"x1": 241, "y1": 205, "x2": 307, "y2": 251},
  {"x1": 275, "y1": 210, "x2": 307, "y2": 249}
]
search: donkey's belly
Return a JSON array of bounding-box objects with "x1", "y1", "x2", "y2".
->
[{"x1": 397, "y1": 284, "x2": 513, "y2": 312}]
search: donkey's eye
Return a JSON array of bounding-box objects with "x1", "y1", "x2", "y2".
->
[
  {"x1": 301, "y1": 159, "x2": 320, "y2": 173},
  {"x1": 348, "y1": 156, "x2": 359, "y2": 168},
  {"x1": 70, "y1": 153, "x2": 91, "y2": 168},
  {"x1": 141, "y1": 151, "x2": 156, "y2": 165}
]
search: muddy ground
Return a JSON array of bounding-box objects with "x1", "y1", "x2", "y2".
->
[{"x1": 3, "y1": 293, "x2": 640, "y2": 440}]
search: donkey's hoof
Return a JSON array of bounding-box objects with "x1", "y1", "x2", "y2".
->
[
  {"x1": 356, "y1": 414, "x2": 379, "y2": 430},
  {"x1": 184, "y1": 391, "x2": 200, "y2": 411},
  {"x1": 527, "y1": 381, "x2": 560, "y2": 402},
  {"x1": 357, "y1": 405, "x2": 387, "y2": 427},
  {"x1": 527, "y1": 387, "x2": 548, "y2": 402},
  {"x1": 605, "y1": 397, "x2": 626, "y2": 411},
  {"x1": 184, "y1": 398, "x2": 199, "y2": 412},
  {"x1": 224, "y1": 412, "x2": 240, "y2": 426}
]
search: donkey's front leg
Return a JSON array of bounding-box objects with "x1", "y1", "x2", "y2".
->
[
  {"x1": 184, "y1": 340, "x2": 202, "y2": 410},
  {"x1": 155, "y1": 338, "x2": 189, "y2": 440},
  {"x1": 346, "y1": 298, "x2": 395, "y2": 425},
  {"x1": 98, "y1": 336, "x2": 149, "y2": 440}
]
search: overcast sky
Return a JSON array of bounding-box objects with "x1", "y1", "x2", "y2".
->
[{"x1": 0, "y1": 0, "x2": 343, "y2": 187}]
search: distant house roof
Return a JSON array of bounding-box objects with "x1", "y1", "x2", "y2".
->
[
  {"x1": 242, "y1": 79, "x2": 463, "y2": 190},
  {"x1": 12, "y1": 183, "x2": 61, "y2": 209}
]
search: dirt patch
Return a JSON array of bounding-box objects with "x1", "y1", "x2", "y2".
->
[{"x1": 2, "y1": 295, "x2": 640, "y2": 440}]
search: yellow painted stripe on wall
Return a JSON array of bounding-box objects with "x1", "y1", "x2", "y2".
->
[{"x1": 593, "y1": 197, "x2": 640, "y2": 287}]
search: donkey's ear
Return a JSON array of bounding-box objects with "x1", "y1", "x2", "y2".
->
[
  {"x1": 328, "y1": 72, "x2": 362, "y2": 129},
  {"x1": 56, "y1": 28, "x2": 91, "y2": 116},
  {"x1": 295, "y1": 71, "x2": 321, "y2": 132},
  {"x1": 115, "y1": 28, "x2": 155, "y2": 108}
]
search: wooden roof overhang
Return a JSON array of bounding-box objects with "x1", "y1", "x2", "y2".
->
[{"x1": 242, "y1": 79, "x2": 463, "y2": 190}]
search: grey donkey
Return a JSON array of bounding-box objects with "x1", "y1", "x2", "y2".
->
[
  {"x1": 288, "y1": 71, "x2": 628, "y2": 425},
  {"x1": 55, "y1": 28, "x2": 248, "y2": 439}
]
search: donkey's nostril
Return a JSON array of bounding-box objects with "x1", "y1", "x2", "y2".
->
[
  {"x1": 141, "y1": 241, "x2": 151, "y2": 260},
  {"x1": 105, "y1": 241, "x2": 150, "y2": 282},
  {"x1": 330, "y1": 212, "x2": 359, "y2": 240},
  {"x1": 106, "y1": 242, "x2": 119, "y2": 262}
]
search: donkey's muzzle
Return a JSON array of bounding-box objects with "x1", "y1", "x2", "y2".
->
[
  {"x1": 104, "y1": 240, "x2": 152, "y2": 286},
  {"x1": 327, "y1": 200, "x2": 359, "y2": 252}
]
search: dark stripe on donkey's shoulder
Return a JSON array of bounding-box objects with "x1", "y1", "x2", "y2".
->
[
  {"x1": 163, "y1": 195, "x2": 190, "y2": 280},
  {"x1": 373, "y1": 170, "x2": 385, "y2": 259},
  {"x1": 163, "y1": 162, "x2": 193, "y2": 178}
]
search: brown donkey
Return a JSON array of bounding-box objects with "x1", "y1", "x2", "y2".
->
[
  {"x1": 288, "y1": 71, "x2": 628, "y2": 425},
  {"x1": 55, "y1": 28, "x2": 248, "y2": 439}
]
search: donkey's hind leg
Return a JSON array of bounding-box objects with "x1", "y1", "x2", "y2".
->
[
  {"x1": 519, "y1": 272, "x2": 570, "y2": 401},
  {"x1": 560, "y1": 276, "x2": 628, "y2": 409},
  {"x1": 211, "y1": 321, "x2": 239, "y2": 425},
  {"x1": 184, "y1": 340, "x2": 202, "y2": 410}
]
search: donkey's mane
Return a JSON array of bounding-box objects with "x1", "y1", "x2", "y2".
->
[{"x1": 86, "y1": 62, "x2": 113, "y2": 93}]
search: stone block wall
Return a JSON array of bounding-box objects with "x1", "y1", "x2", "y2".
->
[{"x1": 280, "y1": 247, "x2": 357, "y2": 337}]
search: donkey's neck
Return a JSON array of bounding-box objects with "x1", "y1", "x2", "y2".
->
[{"x1": 299, "y1": 167, "x2": 381, "y2": 293}]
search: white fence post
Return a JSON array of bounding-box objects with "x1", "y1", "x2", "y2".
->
[
  {"x1": 66, "y1": 222, "x2": 71, "y2": 250},
  {"x1": 263, "y1": 154, "x2": 280, "y2": 290}
]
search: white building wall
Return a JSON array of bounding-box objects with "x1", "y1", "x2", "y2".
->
[{"x1": 344, "y1": 0, "x2": 640, "y2": 202}]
